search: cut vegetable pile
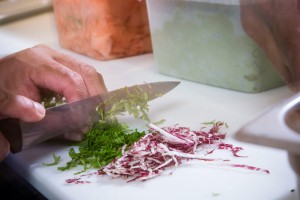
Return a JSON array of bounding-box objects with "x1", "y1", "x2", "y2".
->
[
  {"x1": 43, "y1": 86, "x2": 269, "y2": 183},
  {"x1": 97, "y1": 122, "x2": 269, "y2": 182},
  {"x1": 63, "y1": 121, "x2": 269, "y2": 184},
  {"x1": 99, "y1": 121, "x2": 228, "y2": 182}
]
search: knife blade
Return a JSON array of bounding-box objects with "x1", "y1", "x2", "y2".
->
[{"x1": 0, "y1": 81, "x2": 180, "y2": 153}]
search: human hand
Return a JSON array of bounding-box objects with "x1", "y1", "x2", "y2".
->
[
  {"x1": 240, "y1": 0, "x2": 300, "y2": 91},
  {"x1": 0, "y1": 44, "x2": 107, "y2": 161}
]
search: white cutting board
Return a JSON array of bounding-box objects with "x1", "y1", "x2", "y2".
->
[
  {"x1": 1, "y1": 12, "x2": 298, "y2": 200},
  {"x1": 5, "y1": 53, "x2": 297, "y2": 200}
]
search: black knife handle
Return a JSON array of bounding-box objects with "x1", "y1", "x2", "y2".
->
[{"x1": 0, "y1": 118, "x2": 22, "y2": 153}]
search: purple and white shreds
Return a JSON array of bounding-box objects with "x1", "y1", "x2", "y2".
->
[{"x1": 97, "y1": 122, "x2": 269, "y2": 182}]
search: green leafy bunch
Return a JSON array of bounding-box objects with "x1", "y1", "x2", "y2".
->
[
  {"x1": 58, "y1": 121, "x2": 145, "y2": 173},
  {"x1": 56, "y1": 86, "x2": 152, "y2": 173}
]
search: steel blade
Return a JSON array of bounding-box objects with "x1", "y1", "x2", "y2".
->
[{"x1": 20, "y1": 81, "x2": 180, "y2": 150}]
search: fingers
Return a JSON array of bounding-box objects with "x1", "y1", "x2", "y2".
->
[
  {"x1": 34, "y1": 45, "x2": 108, "y2": 98},
  {"x1": 0, "y1": 132, "x2": 10, "y2": 162},
  {"x1": 28, "y1": 45, "x2": 107, "y2": 141},
  {"x1": 0, "y1": 92, "x2": 45, "y2": 122},
  {"x1": 54, "y1": 54, "x2": 108, "y2": 96},
  {"x1": 30, "y1": 60, "x2": 90, "y2": 103}
]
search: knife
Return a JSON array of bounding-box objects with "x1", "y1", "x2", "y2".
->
[{"x1": 0, "y1": 81, "x2": 180, "y2": 153}]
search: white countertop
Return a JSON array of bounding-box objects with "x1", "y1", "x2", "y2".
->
[{"x1": 0, "y1": 11, "x2": 298, "y2": 200}]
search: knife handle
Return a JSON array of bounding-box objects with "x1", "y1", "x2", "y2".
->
[{"x1": 0, "y1": 118, "x2": 22, "y2": 153}]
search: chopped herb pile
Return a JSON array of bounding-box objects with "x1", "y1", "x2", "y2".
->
[
  {"x1": 58, "y1": 122, "x2": 145, "y2": 173},
  {"x1": 54, "y1": 85, "x2": 152, "y2": 173}
]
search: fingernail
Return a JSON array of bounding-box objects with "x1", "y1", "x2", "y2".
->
[{"x1": 34, "y1": 102, "x2": 45, "y2": 117}]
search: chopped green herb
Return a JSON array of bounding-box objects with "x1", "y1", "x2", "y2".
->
[
  {"x1": 58, "y1": 86, "x2": 152, "y2": 173},
  {"x1": 43, "y1": 153, "x2": 61, "y2": 166},
  {"x1": 58, "y1": 121, "x2": 145, "y2": 173},
  {"x1": 42, "y1": 85, "x2": 165, "y2": 173}
]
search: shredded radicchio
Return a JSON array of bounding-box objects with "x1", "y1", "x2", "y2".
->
[
  {"x1": 95, "y1": 122, "x2": 269, "y2": 182},
  {"x1": 65, "y1": 122, "x2": 269, "y2": 184}
]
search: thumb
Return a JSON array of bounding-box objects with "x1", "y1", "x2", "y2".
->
[{"x1": 0, "y1": 93, "x2": 45, "y2": 122}]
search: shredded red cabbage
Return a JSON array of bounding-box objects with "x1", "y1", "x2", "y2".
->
[
  {"x1": 66, "y1": 122, "x2": 269, "y2": 184},
  {"x1": 96, "y1": 122, "x2": 268, "y2": 182}
]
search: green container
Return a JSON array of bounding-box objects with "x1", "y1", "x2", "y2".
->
[{"x1": 146, "y1": 0, "x2": 284, "y2": 93}]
